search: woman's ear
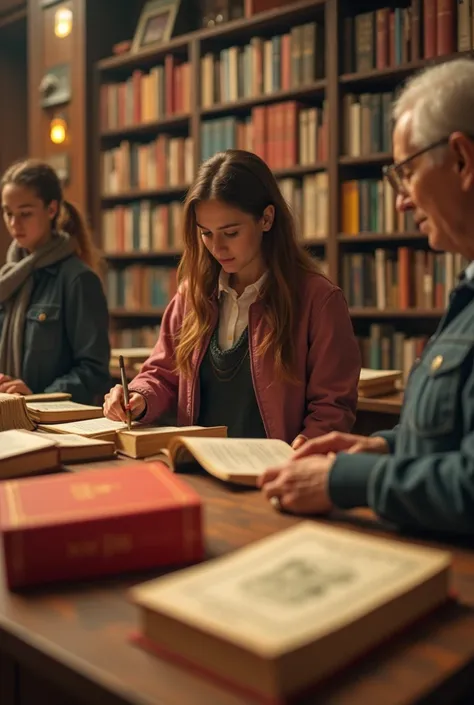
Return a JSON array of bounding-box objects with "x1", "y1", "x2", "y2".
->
[
  {"x1": 262, "y1": 205, "x2": 275, "y2": 231},
  {"x1": 47, "y1": 199, "x2": 59, "y2": 222}
]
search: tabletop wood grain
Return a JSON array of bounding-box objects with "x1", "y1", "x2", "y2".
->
[{"x1": 0, "y1": 458, "x2": 473, "y2": 705}]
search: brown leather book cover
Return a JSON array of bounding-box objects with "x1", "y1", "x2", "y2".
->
[{"x1": 0, "y1": 462, "x2": 203, "y2": 589}]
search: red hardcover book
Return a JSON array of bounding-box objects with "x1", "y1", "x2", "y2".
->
[{"x1": 0, "y1": 462, "x2": 203, "y2": 589}]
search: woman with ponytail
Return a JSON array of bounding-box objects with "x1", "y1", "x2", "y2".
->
[{"x1": 0, "y1": 158, "x2": 110, "y2": 403}]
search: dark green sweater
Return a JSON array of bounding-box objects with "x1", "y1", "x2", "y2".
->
[{"x1": 197, "y1": 327, "x2": 266, "y2": 438}]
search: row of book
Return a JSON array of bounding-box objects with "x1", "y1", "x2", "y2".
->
[
  {"x1": 106, "y1": 266, "x2": 178, "y2": 311},
  {"x1": 341, "y1": 178, "x2": 416, "y2": 235},
  {"x1": 100, "y1": 57, "x2": 190, "y2": 131},
  {"x1": 278, "y1": 174, "x2": 327, "y2": 241},
  {"x1": 342, "y1": 91, "x2": 393, "y2": 157},
  {"x1": 102, "y1": 201, "x2": 184, "y2": 254},
  {"x1": 200, "y1": 21, "x2": 324, "y2": 107},
  {"x1": 344, "y1": 1, "x2": 463, "y2": 75},
  {"x1": 109, "y1": 326, "x2": 160, "y2": 349},
  {"x1": 342, "y1": 249, "x2": 468, "y2": 310},
  {"x1": 201, "y1": 101, "x2": 327, "y2": 169},
  {"x1": 101, "y1": 136, "x2": 194, "y2": 195},
  {"x1": 358, "y1": 324, "x2": 428, "y2": 384}
]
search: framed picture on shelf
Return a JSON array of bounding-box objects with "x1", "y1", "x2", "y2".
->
[{"x1": 131, "y1": 0, "x2": 181, "y2": 53}]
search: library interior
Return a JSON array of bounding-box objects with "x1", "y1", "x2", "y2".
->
[{"x1": 0, "y1": 0, "x2": 474, "y2": 704}]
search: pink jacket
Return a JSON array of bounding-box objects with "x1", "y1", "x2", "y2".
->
[{"x1": 129, "y1": 271, "x2": 361, "y2": 443}]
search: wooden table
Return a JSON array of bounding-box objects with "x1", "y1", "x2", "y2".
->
[{"x1": 1, "y1": 458, "x2": 474, "y2": 705}]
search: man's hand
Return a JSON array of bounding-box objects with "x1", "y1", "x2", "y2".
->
[
  {"x1": 0, "y1": 378, "x2": 32, "y2": 395},
  {"x1": 294, "y1": 431, "x2": 389, "y2": 459},
  {"x1": 258, "y1": 454, "x2": 335, "y2": 515}
]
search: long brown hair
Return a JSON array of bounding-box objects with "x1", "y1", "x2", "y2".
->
[
  {"x1": 0, "y1": 158, "x2": 102, "y2": 275},
  {"x1": 176, "y1": 149, "x2": 318, "y2": 382}
]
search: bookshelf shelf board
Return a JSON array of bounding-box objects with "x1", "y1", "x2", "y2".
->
[
  {"x1": 100, "y1": 115, "x2": 190, "y2": 141},
  {"x1": 199, "y1": 0, "x2": 325, "y2": 49},
  {"x1": 105, "y1": 250, "x2": 183, "y2": 260},
  {"x1": 338, "y1": 232, "x2": 426, "y2": 244},
  {"x1": 110, "y1": 308, "x2": 167, "y2": 318},
  {"x1": 101, "y1": 186, "x2": 189, "y2": 203},
  {"x1": 0, "y1": 7, "x2": 26, "y2": 29},
  {"x1": 340, "y1": 51, "x2": 474, "y2": 88},
  {"x1": 349, "y1": 308, "x2": 444, "y2": 318},
  {"x1": 273, "y1": 163, "x2": 327, "y2": 178},
  {"x1": 199, "y1": 81, "x2": 326, "y2": 118},
  {"x1": 339, "y1": 153, "x2": 392, "y2": 166},
  {"x1": 97, "y1": 35, "x2": 191, "y2": 74}
]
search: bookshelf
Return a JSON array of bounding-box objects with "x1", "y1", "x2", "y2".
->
[{"x1": 93, "y1": 0, "x2": 469, "y2": 371}]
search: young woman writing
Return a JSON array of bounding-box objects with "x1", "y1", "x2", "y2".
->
[
  {"x1": 0, "y1": 159, "x2": 110, "y2": 403},
  {"x1": 103, "y1": 149, "x2": 361, "y2": 447}
]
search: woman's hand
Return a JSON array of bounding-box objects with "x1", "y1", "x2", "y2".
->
[
  {"x1": 0, "y1": 376, "x2": 32, "y2": 395},
  {"x1": 103, "y1": 384, "x2": 146, "y2": 422},
  {"x1": 291, "y1": 434, "x2": 307, "y2": 450}
]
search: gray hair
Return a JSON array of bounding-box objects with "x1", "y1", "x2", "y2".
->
[{"x1": 392, "y1": 58, "x2": 474, "y2": 154}]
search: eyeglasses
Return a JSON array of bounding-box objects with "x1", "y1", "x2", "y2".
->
[{"x1": 382, "y1": 137, "x2": 449, "y2": 195}]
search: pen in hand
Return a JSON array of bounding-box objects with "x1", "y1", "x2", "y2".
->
[{"x1": 119, "y1": 355, "x2": 132, "y2": 431}]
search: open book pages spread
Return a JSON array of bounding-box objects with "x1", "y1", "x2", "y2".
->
[
  {"x1": 116, "y1": 425, "x2": 227, "y2": 459},
  {"x1": 0, "y1": 430, "x2": 60, "y2": 478},
  {"x1": 0, "y1": 393, "x2": 35, "y2": 432},
  {"x1": 38, "y1": 416, "x2": 129, "y2": 441},
  {"x1": 25, "y1": 401, "x2": 104, "y2": 423},
  {"x1": 168, "y1": 436, "x2": 293, "y2": 486},
  {"x1": 131, "y1": 522, "x2": 451, "y2": 701}
]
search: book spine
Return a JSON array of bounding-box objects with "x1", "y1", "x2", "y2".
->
[{"x1": 3, "y1": 503, "x2": 203, "y2": 588}]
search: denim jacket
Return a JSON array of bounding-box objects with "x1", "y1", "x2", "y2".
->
[
  {"x1": 329, "y1": 276, "x2": 474, "y2": 535},
  {"x1": 0, "y1": 255, "x2": 111, "y2": 404}
]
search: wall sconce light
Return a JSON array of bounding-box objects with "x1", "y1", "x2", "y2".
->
[
  {"x1": 54, "y1": 7, "x2": 73, "y2": 38},
  {"x1": 50, "y1": 116, "x2": 68, "y2": 144}
]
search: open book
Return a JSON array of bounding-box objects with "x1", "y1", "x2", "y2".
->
[
  {"x1": 26, "y1": 431, "x2": 116, "y2": 463},
  {"x1": 26, "y1": 400, "x2": 104, "y2": 423},
  {"x1": 116, "y1": 425, "x2": 227, "y2": 459},
  {"x1": 38, "y1": 416, "x2": 129, "y2": 442},
  {"x1": 157, "y1": 436, "x2": 294, "y2": 486},
  {"x1": 130, "y1": 522, "x2": 451, "y2": 703},
  {"x1": 0, "y1": 430, "x2": 60, "y2": 478}
]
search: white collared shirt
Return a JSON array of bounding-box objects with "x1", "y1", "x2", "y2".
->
[{"x1": 217, "y1": 270, "x2": 267, "y2": 351}]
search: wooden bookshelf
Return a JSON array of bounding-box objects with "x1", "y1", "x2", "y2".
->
[{"x1": 93, "y1": 0, "x2": 468, "y2": 358}]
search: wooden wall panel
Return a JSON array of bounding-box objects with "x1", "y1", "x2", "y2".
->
[
  {"x1": 0, "y1": 14, "x2": 27, "y2": 262},
  {"x1": 42, "y1": 0, "x2": 73, "y2": 67}
]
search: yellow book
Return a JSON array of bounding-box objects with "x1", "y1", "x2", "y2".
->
[
  {"x1": 130, "y1": 522, "x2": 451, "y2": 703},
  {"x1": 116, "y1": 425, "x2": 227, "y2": 459}
]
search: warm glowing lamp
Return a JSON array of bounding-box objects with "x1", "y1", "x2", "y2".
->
[
  {"x1": 50, "y1": 116, "x2": 67, "y2": 144},
  {"x1": 54, "y1": 7, "x2": 73, "y2": 38}
]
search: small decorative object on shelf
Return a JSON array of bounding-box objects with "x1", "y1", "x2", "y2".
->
[
  {"x1": 112, "y1": 40, "x2": 131, "y2": 56},
  {"x1": 200, "y1": 0, "x2": 244, "y2": 29},
  {"x1": 131, "y1": 0, "x2": 197, "y2": 54}
]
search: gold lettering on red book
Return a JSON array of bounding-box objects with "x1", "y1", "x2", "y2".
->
[
  {"x1": 102, "y1": 533, "x2": 133, "y2": 557},
  {"x1": 67, "y1": 540, "x2": 99, "y2": 557},
  {"x1": 70, "y1": 482, "x2": 120, "y2": 501}
]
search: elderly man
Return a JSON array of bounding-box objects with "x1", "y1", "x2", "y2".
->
[{"x1": 259, "y1": 58, "x2": 474, "y2": 535}]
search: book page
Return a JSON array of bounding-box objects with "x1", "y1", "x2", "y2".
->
[
  {"x1": 26, "y1": 401, "x2": 101, "y2": 413},
  {"x1": 178, "y1": 438, "x2": 293, "y2": 476},
  {"x1": 0, "y1": 430, "x2": 56, "y2": 459},
  {"x1": 123, "y1": 425, "x2": 202, "y2": 436},
  {"x1": 39, "y1": 417, "x2": 127, "y2": 435},
  {"x1": 359, "y1": 368, "x2": 401, "y2": 381},
  {"x1": 33, "y1": 432, "x2": 112, "y2": 447}
]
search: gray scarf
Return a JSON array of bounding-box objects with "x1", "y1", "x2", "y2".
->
[{"x1": 0, "y1": 231, "x2": 76, "y2": 378}]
